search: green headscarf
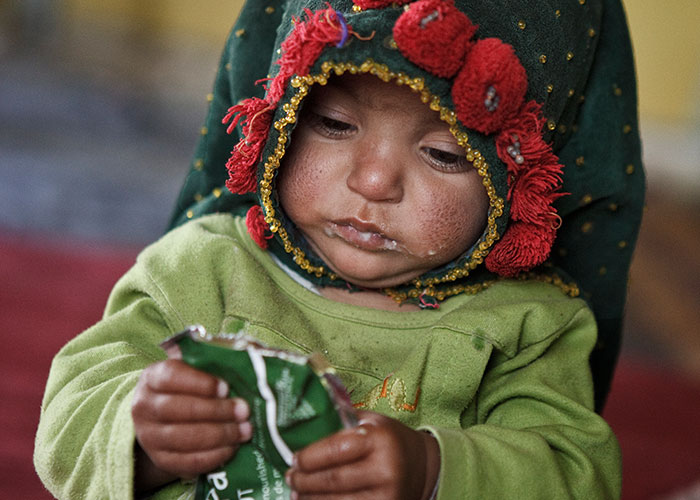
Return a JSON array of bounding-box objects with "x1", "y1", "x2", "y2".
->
[{"x1": 168, "y1": 0, "x2": 645, "y2": 410}]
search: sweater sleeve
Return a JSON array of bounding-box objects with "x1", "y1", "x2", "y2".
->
[
  {"x1": 423, "y1": 306, "x2": 621, "y2": 499},
  {"x1": 33, "y1": 266, "x2": 187, "y2": 500}
]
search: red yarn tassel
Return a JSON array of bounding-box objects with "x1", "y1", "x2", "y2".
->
[
  {"x1": 225, "y1": 148, "x2": 258, "y2": 194},
  {"x1": 222, "y1": 98, "x2": 273, "y2": 195},
  {"x1": 495, "y1": 100, "x2": 564, "y2": 226},
  {"x1": 485, "y1": 221, "x2": 556, "y2": 277},
  {"x1": 508, "y1": 164, "x2": 565, "y2": 225},
  {"x1": 245, "y1": 205, "x2": 273, "y2": 249},
  {"x1": 222, "y1": 97, "x2": 271, "y2": 134},
  {"x1": 497, "y1": 101, "x2": 555, "y2": 171},
  {"x1": 488, "y1": 98, "x2": 566, "y2": 276},
  {"x1": 267, "y1": 7, "x2": 352, "y2": 103}
]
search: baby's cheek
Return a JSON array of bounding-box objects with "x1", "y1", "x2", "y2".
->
[
  {"x1": 417, "y1": 195, "x2": 481, "y2": 259},
  {"x1": 278, "y1": 154, "x2": 318, "y2": 220}
]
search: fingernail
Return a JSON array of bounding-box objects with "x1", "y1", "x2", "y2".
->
[
  {"x1": 216, "y1": 379, "x2": 229, "y2": 399},
  {"x1": 285, "y1": 468, "x2": 293, "y2": 486},
  {"x1": 164, "y1": 344, "x2": 182, "y2": 359},
  {"x1": 290, "y1": 491, "x2": 298, "y2": 500},
  {"x1": 233, "y1": 399, "x2": 250, "y2": 421},
  {"x1": 239, "y1": 421, "x2": 253, "y2": 441}
]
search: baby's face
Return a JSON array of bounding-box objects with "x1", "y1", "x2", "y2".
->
[{"x1": 278, "y1": 75, "x2": 488, "y2": 289}]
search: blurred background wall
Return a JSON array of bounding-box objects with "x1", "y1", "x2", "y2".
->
[
  {"x1": 1, "y1": 1, "x2": 699, "y2": 499},
  {"x1": 625, "y1": 0, "x2": 700, "y2": 197},
  {"x1": 2, "y1": 0, "x2": 698, "y2": 236}
]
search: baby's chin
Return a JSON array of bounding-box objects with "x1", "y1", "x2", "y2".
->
[
  {"x1": 299, "y1": 227, "x2": 455, "y2": 288},
  {"x1": 324, "y1": 263, "x2": 431, "y2": 290}
]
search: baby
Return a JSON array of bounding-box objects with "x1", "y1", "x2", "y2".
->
[{"x1": 35, "y1": 0, "x2": 645, "y2": 499}]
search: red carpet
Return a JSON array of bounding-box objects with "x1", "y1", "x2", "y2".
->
[
  {"x1": 2, "y1": 231, "x2": 699, "y2": 499},
  {"x1": 603, "y1": 360, "x2": 700, "y2": 499},
  {"x1": 0, "y1": 231, "x2": 137, "y2": 500}
]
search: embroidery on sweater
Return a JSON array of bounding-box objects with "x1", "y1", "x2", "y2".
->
[{"x1": 353, "y1": 374, "x2": 421, "y2": 412}]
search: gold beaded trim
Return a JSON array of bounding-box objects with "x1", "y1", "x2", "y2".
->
[
  {"x1": 523, "y1": 272, "x2": 580, "y2": 297},
  {"x1": 384, "y1": 279, "x2": 496, "y2": 303},
  {"x1": 383, "y1": 272, "x2": 579, "y2": 304},
  {"x1": 259, "y1": 59, "x2": 504, "y2": 296}
]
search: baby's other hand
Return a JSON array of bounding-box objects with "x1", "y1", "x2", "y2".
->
[
  {"x1": 285, "y1": 411, "x2": 439, "y2": 500},
  {"x1": 131, "y1": 359, "x2": 252, "y2": 491}
]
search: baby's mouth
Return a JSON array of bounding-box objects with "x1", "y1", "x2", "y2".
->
[{"x1": 324, "y1": 220, "x2": 399, "y2": 252}]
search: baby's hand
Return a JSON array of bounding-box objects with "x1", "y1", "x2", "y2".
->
[
  {"x1": 285, "y1": 411, "x2": 440, "y2": 500},
  {"x1": 131, "y1": 359, "x2": 252, "y2": 491}
]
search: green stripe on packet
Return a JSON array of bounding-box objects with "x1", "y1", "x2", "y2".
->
[{"x1": 161, "y1": 326, "x2": 357, "y2": 500}]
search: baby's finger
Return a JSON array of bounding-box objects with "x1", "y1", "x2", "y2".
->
[
  {"x1": 140, "y1": 421, "x2": 253, "y2": 452},
  {"x1": 292, "y1": 492, "x2": 379, "y2": 500},
  {"x1": 355, "y1": 410, "x2": 390, "y2": 426},
  {"x1": 152, "y1": 446, "x2": 237, "y2": 479},
  {"x1": 293, "y1": 426, "x2": 372, "y2": 472},
  {"x1": 142, "y1": 360, "x2": 229, "y2": 398},
  {"x1": 286, "y1": 460, "x2": 380, "y2": 495},
  {"x1": 135, "y1": 393, "x2": 249, "y2": 423}
]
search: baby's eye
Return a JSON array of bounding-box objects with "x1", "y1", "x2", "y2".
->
[
  {"x1": 422, "y1": 147, "x2": 470, "y2": 172},
  {"x1": 310, "y1": 112, "x2": 356, "y2": 137}
]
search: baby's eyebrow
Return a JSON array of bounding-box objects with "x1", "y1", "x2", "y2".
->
[
  {"x1": 318, "y1": 76, "x2": 447, "y2": 129},
  {"x1": 325, "y1": 77, "x2": 401, "y2": 113},
  {"x1": 320, "y1": 80, "x2": 367, "y2": 107}
]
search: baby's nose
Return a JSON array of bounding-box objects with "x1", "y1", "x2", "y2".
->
[{"x1": 346, "y1": 142, "x2": 404, "y2": 203}]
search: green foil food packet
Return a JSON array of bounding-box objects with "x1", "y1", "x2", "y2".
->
[{"x1": 160, "y1": 326, "x2": 357, "y2": 500}]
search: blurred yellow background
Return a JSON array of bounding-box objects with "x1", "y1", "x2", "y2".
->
[
  {"x1": 56, "y1": 0, "x2": 700, "y2": 126},
  {"x1": 60, "y1": 0, "x2": 243, "y2": 45},
  {"x1": 624, "y1": 0, "x2": 700, "y2": 126},
  {"x1": 46, "y1": 0, "x2": 700, "y2": 196}
]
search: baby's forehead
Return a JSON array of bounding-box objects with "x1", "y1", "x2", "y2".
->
[{"x1": 307, "y1": 74, "x2": 445, "y2": 124}]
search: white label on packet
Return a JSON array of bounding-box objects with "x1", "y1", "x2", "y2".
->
[
  {"x1": 206, "y1": 471, "x2": 228, "y2": 490},
  {"x1": 247, "y1": 346, "x2": 294, "y2": 466},
  {"x1": 237, "y1": 489, "x2": 255, "y2": 500}
]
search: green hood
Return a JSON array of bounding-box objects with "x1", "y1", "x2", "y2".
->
[{"x1": 169, "y1": 0, "x2": 645, "y2": 410}]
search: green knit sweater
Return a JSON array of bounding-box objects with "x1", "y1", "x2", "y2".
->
[{"x1": 35, "y1": 214, "x2": 621, "y2": 499}]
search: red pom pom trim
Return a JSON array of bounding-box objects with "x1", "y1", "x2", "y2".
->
[
  {"x1": 391, "y1": 6, "x2": 561, "y2": 277},
  {"x1": 393, "y1": 0, "x2": 477, "y2": 78},
  {"x1": 246, "y1": 205, "x2": 273, "y2": 249},
  {"x1": 452, "y1": 38, "x2": 528, "y2": 135}
]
